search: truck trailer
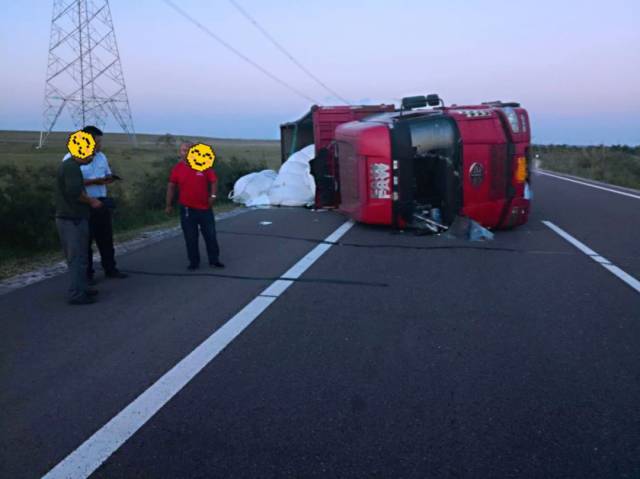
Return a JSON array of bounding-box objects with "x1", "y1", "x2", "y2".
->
[{"x1": 280, "y1": 95, "x2": 531, "y2": 230}]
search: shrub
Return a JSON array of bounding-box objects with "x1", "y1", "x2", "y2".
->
[
  {"x1": 156, "y1": 133, "x2": 177, "y2": 148},
  {"x1": 0, "y1": 163, "x2": 60, "y2": 252},
  {"x1": 0, "y1": 153, "x2": 268, "y2": 260},
  {"x1": 215, "y1": 155, "x2": 268, "y2": 200},
  {"x1": 535, "y1": 145, "x2": 640, "y2": 190}
]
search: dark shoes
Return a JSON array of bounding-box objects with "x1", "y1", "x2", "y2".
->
[
  {"x1": 86, "y1": 288, "x2": 99, "y2": 296},
  {"x1": 88, "y1": 269, "x2": 127, "y2": 280},
  {"x1": 69, "y1": 295, "x2": 96, "y2": 305},
  {"x1": 105, "y1": 269, "x2": 128, "y2": 279},
  {"x1": 189, "y1": 262, "x2": 224, "y2": 270}
]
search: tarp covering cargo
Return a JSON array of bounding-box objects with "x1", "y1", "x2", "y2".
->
[
  {"x1": 228, "y1": 170, "x2": 277, "y2": 207},
  {"x1": 230, "y1": 145, "x2": 316, "y2": 207}
]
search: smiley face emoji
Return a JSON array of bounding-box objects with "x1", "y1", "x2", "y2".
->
[
  {"x1": 186, "y1": 143, "x2": 216, "y2": 171},
  {"x1": 67, "y1": 130, "x2": 96, "y2": 160}
]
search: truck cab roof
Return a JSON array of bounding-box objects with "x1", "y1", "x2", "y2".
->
[{"x1": 360, "y1": 109, "x2": 445, "y2": 125}]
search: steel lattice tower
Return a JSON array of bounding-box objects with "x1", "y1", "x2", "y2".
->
[{"x1": 39, "y1": 0, "x2": 136, "y2": 147}]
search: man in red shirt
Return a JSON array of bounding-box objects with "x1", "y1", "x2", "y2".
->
[{"x1": 165, "y1": 142, "x2": 224, "y2": 270}]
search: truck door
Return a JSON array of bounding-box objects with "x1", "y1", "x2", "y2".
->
[{"x1": 391, "y1": 114, "x2": 462, "y2": 226}]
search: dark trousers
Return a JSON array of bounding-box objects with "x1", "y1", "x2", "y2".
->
[
  {"x1": 88, "y1": 203, "x2": 116, "y2": 277},
  {"x1": 56, "y1": 218, "x2": 89, "y2": 301},
  {"x1": 180, "y1": 205, "x2": 220, "y2": 266}
]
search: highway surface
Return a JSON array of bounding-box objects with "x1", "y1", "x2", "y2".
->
[{"x1": 2, "y1": 170, "x2": 639, "y2": 478}]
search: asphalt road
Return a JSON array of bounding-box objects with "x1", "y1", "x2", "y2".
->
[{"x1": 2, "y1": 171, "x2": 639, "y2": 478}]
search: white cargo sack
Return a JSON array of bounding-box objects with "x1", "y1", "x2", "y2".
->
[
  {"x1": 268, "y1": 145, "x2": 316, "y2": 206},
  {"x1": 228, "y1": 169, "x2": 277, "y2": 206}
]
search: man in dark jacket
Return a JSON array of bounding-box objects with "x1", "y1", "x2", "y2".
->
[
  {"x1": 55, "y1": 146, "x2": 103, "y2": 304},
  {"x1": 62, "y1": 126, "x2": 128, "y2": 282}
]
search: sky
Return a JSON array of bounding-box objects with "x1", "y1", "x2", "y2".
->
[{"x1": 0, "y1": 0, "x2": 639, "y2": 144}]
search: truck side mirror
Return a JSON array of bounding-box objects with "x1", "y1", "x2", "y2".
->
[
  {"x1": 426, "y1": 94, "x2": 442, "y2": 107},
  {"x1": 401, "y1": 96, "x2": 428, "y2": 110}
]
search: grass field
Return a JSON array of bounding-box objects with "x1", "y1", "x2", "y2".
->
[
  {"x1": 533, "y1": 145, "x2": 640, "y2": 190},
  {"x1": 0, "y1": 130, "x2": 281, "y2": 173},
  {"x1": 0, "y1": 130, "x2": 280, "y2": 279}
]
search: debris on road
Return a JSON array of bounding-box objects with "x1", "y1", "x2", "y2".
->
[
  {"x1": 445, "y1": 216, "x2": 495, "y2": 241},
  {"x1": 411, "y1": 209, "x2": 448, "y2": 234}
]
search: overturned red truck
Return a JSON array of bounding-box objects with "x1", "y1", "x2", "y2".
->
[{"x1": 280, "y1": 95, "x2": 531, "y2": 229}]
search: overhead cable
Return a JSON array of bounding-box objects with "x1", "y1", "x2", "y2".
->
[
  {"x1": 163, "y1": 0, "x2": 319, "y2": 104},
  {"x1": 228, "y1": 0, "x2": 351, "y2": 105}
]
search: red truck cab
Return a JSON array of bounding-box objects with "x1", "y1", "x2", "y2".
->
[
  {"x1": 280, "y1": 96, "x2": 531, "y2": 229},
  {"x1": 280, "y1": 104, "x2": 395, "y2": 208}
]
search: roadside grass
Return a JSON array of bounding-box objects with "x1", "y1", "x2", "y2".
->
[
  {"x1": 0, "y1": 130, "x2": 277, "y2": 279},
  {"x1": 534, "y1": 145, "x2": 640, "y2": 190},
  {"x1": 0, "y1": 202, "x2": 239, "y2": 280}
]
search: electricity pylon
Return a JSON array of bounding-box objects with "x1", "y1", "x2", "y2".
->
[{"x1": 38, "y1": 0, "x2": 136, "y2": 147}]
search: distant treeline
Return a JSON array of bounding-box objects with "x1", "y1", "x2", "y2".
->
[{"x1": 533, "y1": 144, "x2": 640, "y2": 190}]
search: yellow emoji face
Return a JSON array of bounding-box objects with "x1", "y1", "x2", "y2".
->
[
  {"x1": 186, "y1": 143, "x2": 215, "y2": 171},
  {"x1": 67, "y1": 130, "x2": 96, "y2": 160}
]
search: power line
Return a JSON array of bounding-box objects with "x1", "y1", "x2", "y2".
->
[
  {"x1": 163, "y1": 0, "x2": 319, "y2": 104},
  {"x1": 227, "y1": 0, "x2": 350, "y2": 105}
]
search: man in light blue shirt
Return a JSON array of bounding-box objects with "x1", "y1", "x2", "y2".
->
[
  {"x1": 64, "y1": 126, "x2": 128, "y2": 281},
  {"x1": 81, "y1": 150, "x2": 111, "y2": 198}
]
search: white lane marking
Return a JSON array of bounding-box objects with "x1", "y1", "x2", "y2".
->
[
  {"x1": 260, "y1": 279, "x2": 293, "y2": 297},
  {"x1": 324, "y1": 221, "x2": 356, "y2": 243},
  {"x1": 259, "y1": 221, "x2": 354, "y2": 298},
  {"x1": 537, "y1": 170, "x2": 640, "y2": 200},
  {"x1": 43, "y1": 220, "x2": 355, "y2": 479},
  {"x1": 543, "y1": 221, "x2": 640, "y2": 294}
]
